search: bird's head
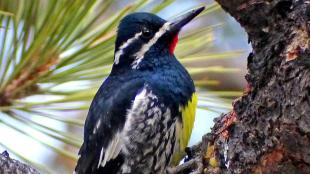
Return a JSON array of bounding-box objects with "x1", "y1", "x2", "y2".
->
[{"x1": 112, "y1": 7, "x2": 205, "y2": 72}]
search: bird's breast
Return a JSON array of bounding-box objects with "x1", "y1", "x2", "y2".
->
[{"x1": 119, "y1": 86, "x2": 180, "y2": 173}]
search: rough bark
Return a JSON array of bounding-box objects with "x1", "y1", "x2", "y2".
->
[
  {"x1": 174, "y1": 0, "x2": 309, "y2": 174},
  {"x1": 199, "y1": 0, "x2": 310, "y2": 174},
  {"x1": 0, "y1": 151, "x2": 40, "y2": 174}
]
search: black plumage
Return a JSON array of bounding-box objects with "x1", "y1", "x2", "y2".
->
[{"x1": 75, "y1": 7, "x2": 204, "y2": 174}]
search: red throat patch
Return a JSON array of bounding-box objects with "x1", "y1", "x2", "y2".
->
[{"x1": 169, "y1": 34, "x2": 179, "y2": 54}]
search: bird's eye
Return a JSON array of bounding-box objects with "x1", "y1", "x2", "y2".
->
[{"x1": 142, "y1": 27, "x2": 152, "y2": 39}]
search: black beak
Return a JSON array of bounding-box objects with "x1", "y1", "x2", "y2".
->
[{"x1": 169, "y1": 6, "x2": 205, "y2": 33}]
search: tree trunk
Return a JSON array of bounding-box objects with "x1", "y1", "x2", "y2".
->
[
  {"x1": 0, "y1": 151, "x2": 40, "y2": 174},
  {"x1": 200, "y1": 0, "x2": 310, "y2": 173}
]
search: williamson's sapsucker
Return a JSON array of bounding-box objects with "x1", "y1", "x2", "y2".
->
[{"x1": 75, "y1": 6, "x2": 205, "y2": 174}]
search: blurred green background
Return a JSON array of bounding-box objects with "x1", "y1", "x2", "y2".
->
[{"x1": 0, "y1": 0, "x2": 249, "y2": 173}]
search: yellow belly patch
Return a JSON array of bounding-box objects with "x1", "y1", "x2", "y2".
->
[{"x1": 171, "y1": 93, "x2": 197, "y2": 165}]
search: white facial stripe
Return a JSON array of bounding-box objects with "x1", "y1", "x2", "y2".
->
[
  {"x1": 131, "y1": 22, "x2": 171, "y2": 69},
  {"x1": 114, "y1": 32, "x2": 143, "y2": 64}
]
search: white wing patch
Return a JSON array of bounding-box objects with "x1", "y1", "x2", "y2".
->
[
  {"x1": 99, "y1": 132, "x2": 123, "y2": 168},
  {"x1": 93, "y1": 119, "x2": 102, "y2": 134},
  {"x1": 132, "y1": 22, "x2": 171, "y2": 69},
  {"x1": 97, "y1": 148, "x2": 104, "y2": 168},
  {"x1": 97, "y1": 86, "x2": 156, "y2": 169}
]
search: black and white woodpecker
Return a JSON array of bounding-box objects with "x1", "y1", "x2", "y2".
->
[{"x1": 75, "y1": 6, "x2": 204, "y2": 174}]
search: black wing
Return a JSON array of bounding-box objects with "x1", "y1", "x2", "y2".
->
[{"x1": 75, "y1": 77, "x2": 144, "y2": 174}]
